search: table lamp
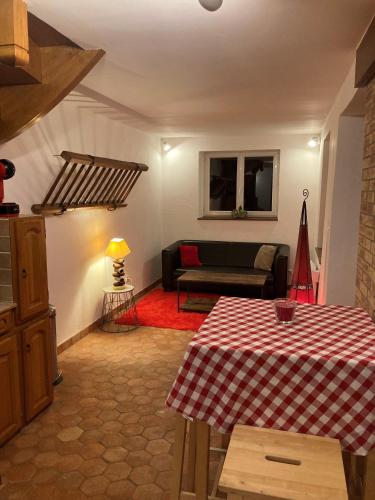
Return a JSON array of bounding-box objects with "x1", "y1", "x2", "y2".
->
[{"x1": 105, "y1": 238, "x2": 131, "y2": 290}]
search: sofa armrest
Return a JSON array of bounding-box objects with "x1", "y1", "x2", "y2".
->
[
  {"x1": 162, "y1": 241, "x2": 182, "y2": 291},
  {"x1": 273, "y1": 245, "x2": 289, "y2": 297}
]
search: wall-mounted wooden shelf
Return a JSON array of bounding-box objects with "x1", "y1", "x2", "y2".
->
[{"x1": 32, "y1": 151, "x2": 148, "y2": 216}]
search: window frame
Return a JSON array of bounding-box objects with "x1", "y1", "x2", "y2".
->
[{"x1": 203, "y1": 150, "x2": 280, "y2": 219}]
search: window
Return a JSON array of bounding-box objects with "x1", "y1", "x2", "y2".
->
[{"x1": 202, "y1": 150, "x2": 279, "y2": 219}]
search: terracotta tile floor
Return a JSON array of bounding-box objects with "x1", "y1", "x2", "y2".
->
[{"x1": 0, "y1": 326, "x2": 209, "y2": 500}]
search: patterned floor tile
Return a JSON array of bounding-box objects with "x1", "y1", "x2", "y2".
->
[{"x1": 0, "y1": 326, "x2": 228, "y2": 499}]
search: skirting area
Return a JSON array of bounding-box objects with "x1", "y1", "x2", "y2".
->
[{"x1": 56, "y1": 279, "x2": 162, "y2": 354}]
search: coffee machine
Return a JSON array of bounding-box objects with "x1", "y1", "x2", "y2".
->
[{"x1": 0, "y1": 159, "x2": 19, "y2": 216}]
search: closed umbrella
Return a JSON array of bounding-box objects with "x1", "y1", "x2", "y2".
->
[{"x1": 290, "y1": 189, "x2": 314, "y2": 304}]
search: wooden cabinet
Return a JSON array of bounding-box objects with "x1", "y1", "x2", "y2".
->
[
  {"x1": 0, "y1": 319, "x2": 22, "y2": 444},
  {"x1": 22, "y1": 316, "x2": 52, "y2": 421},
  {"x1": 0, "y1": 215, "x2": 53, "y2": 445},
  {"x1": 0, "y1": 309, "x2": 14, "y2": 335},
  {"x1": 12, "y1": 217, "x2": 49, "y2": 322}
]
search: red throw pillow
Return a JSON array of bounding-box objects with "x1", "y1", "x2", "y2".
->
[{"x1": 179, "y1": 245, "x2": 202, "y2": 267}]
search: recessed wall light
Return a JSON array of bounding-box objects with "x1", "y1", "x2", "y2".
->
[
  {"x1": 199, "y1": 0, "x2": 223, "y2": 12},
  {"x1": 162, "y1": 141, "x2": 171, "y2": 152},
  {"x1": 307, "y1": 137, "x2": 320, "y2": 148}
]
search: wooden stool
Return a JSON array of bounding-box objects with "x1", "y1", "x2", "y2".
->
[{"x1": 219, "y1": 425, "x2": 348, "y2": 500}]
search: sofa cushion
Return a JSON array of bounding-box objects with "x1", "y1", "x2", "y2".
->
[
  {"x1": 179, "y1": 245, "x2": 202, "y2": 267},
  {"x1": 254, "y1": 245, "x2": 278, "y2": 271}
]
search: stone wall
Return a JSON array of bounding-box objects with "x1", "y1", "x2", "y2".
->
[{"x1": 356, "y1": 78, "x2": 375, "y2": 318}]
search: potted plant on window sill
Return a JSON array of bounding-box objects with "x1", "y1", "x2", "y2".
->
[{"x1": 231, "y1": 206, "x2": 248, "y2": 219}]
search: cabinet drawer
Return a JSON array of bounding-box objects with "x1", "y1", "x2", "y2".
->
[{"x1": 0, "y1": 310, "x2": 14, "y2": 335}]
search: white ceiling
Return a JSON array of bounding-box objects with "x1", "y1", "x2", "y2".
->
[{"x1": 28, "y1": 0, "x2": 375, "y2": 135}]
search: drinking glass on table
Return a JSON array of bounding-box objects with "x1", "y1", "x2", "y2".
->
[{"x1": 274, "y1": 299, "x2": 297, "y2": 324}]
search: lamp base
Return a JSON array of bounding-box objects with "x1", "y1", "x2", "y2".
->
[
  {"x1": 112, "y1": 257, "x2": 126, "y2": 289},
  {"x1": 112, "y1": 284, "x2": 126, "y2": 291}
]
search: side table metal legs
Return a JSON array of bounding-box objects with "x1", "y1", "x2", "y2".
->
[{"x1": 100, "y1": 288, "x2": 139, "y2": 333}]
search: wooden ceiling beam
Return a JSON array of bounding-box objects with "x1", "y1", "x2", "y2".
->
[{"x1": 0, "y1": 0, "x2": 29, "y2": 66}]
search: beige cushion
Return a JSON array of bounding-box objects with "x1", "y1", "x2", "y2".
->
[{"x1": 254, "y1": 245, "x2": 277, "y2": 271}]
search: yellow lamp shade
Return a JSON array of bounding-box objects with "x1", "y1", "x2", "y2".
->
[{"x1": 105, "y1": 238, "x2": 131, "y2": 259}]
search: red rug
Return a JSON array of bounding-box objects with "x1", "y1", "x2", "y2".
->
[{"x1": 117, "y1": 289, "x2": 218, "y2": 331}]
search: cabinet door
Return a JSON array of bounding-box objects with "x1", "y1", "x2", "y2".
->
[
  {"x1": 14, "y1": 218, "x2": 49, "y2": 322},
  {"x1": 0, "y1": 334, "x2": 22, "y2": 445},
  {"x1": 23, "y1": 317, "x2": 52, "y2": 421}
]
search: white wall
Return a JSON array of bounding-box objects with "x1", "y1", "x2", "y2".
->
[
  {"x1": 317, "y1": 63, "x2": 365, "y2": 305},
  {"x1": 324, "y1": 116, "x2": 364, "y2": 305},
  {"x1": 1, "y1": 93, "x2": 162, "y2": 346},
  {"x1": 161, "y1": 135, "x2": 320, "y2": 274}
]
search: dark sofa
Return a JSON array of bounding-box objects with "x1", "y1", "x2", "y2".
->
[{"x1": 162, "y1": 240, "x2": 289, "y2": 299}]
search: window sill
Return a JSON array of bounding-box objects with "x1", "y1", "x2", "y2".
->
[{"x1": 198, "y1": 215, "x2": 278, "y2": 221}]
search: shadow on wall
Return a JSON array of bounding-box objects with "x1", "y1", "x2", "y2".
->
[
  {"x1": 0, "y1": 89, "x2": 163, "y2": 345},
  {"x1": 142, "y1": 254, "x2": 162, "y2": 287},
  {"x1": 74, "y1": 84, "x2": 158, "y2": 132}
]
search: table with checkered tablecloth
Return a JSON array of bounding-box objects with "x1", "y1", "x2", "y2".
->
[{"x1": 166, "y1": 297, "x2": 375, "y2": 456}]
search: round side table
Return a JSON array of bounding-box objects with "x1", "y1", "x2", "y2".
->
[{"x1": 100, "y1": 285, "x2": 139, "y2": 333}]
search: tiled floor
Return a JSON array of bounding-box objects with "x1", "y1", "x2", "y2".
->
[{"x1": 0, "y1": 327, "x2": 198, "y2": 500}]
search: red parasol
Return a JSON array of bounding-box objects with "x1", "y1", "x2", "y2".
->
[{"x1": 289, "y1": 189, "x2": 314, "y2": 304}]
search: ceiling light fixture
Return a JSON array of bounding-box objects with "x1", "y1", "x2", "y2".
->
[
  {"x1": 307, "y1": 136, "x2": 320, "y2": 148},
  {"x1": 199, "y1": 0, "x2": 223, "y2": 12},
  {"x1": 162, "y1": 141, "x2": 171, "y2": 152}
]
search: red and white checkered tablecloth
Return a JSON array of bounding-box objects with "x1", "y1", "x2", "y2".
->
[{"x1": 166, "y1": 297, "x2": 375, "y2": 455}]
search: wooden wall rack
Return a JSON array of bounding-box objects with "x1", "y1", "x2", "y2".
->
[{"x1": 32, "y1": 151, "x2": 148, "y2": 216}]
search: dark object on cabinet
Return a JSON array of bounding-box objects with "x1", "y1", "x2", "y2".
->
[{"x1": 0, "y1": 159, "x2": 19, "y2": 216}]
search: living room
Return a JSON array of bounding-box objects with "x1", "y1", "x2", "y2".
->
[{"x1": 0, "y1": 1, "x2": 374, "y2": 499}]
